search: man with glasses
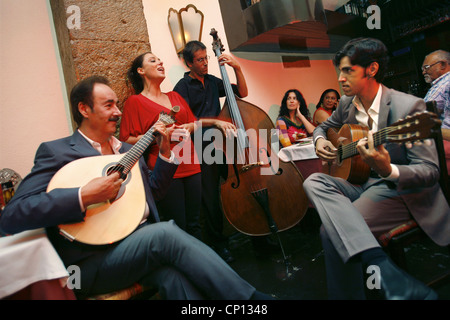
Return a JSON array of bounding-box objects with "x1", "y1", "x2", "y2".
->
[
  {"x1": 174, "y1": 41, "x2": 247, "y2": 263},
  {"x1": 422, "y1": 50, "x2": 450, "y2": 122},
  {"x1": 422, "y1": 50, "x2": 450, "y2": 177}
]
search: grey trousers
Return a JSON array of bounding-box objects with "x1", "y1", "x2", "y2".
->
[
  {"x1": 304, "y1": 172, "x2": 412, "y2": 299},
  {"x1": 82, "y1": 220, "x2": 255, "y2": 299}
]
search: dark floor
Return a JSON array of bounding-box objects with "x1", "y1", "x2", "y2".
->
[{"x1": 223, "y1": 208, "x2": 450, "y2": 300}]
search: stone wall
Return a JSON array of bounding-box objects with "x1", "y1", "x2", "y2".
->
[{"x1": 51, "y1": 0, "x2": 151, "y2": 125}]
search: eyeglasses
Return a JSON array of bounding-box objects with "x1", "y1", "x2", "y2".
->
[
  {"x1": 421, "y1": 61, "x2": 443, "y2": 72},
  {"x1": 196, "y1": 56, "x2": 210, "y2": 64}
]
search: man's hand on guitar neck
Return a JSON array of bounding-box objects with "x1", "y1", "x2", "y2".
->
[
  {"x1": 315, "y1": 137, "x2": 337, "y2": 161},
  {"x1": 356, "y1": 131, "x2": 392, "y2": 178}
]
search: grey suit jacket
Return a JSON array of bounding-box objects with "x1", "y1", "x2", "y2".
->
[{"x1": 314, "y1": 85, "x2": 450, "y2": 246}]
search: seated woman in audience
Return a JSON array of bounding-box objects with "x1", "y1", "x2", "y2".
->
[
  {"x1": 119, "y1": 52, "x2": 202, "y2": 240},
  {"x1": 276, "y1": 89, "x2": 315, "y2": 148},
  {"x1": 312, "y1": 88, "x2": 340, "y2": 126}
]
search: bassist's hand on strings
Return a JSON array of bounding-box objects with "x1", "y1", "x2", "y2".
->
[
  {"x1": 215, "y1": 119, "x2": 237, "y2": 139},
  {"x1": 356, "y1": 131, "x2": 392, "y2": 178},
  {"x1": 218, "y1": 54, "x2": 239, "y2": 69}
]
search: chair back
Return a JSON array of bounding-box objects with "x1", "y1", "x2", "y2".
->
[{"x1": 425, "y1": 100, "x2": 450, "y2": 204}]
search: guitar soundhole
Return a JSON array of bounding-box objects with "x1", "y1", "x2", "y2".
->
[
  {"x1": 102, "y1": 163, "x2": 131, "y2": 202},
  {"x1": 102, "y1": 163, "x2": 131, "y2": 185},
  {"x1": 336, "y1": 147, "x2": 343, "y2": 166},
  {"x1": 107, "y1": 167, "x2": 126, "y2": 180}
]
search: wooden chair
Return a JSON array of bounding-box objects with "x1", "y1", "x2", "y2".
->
[
  {"x1": 377, "y1": 100, "x2": 450, "y2": 288},
  {"x1": 87, "y1": 283, "x2": 159, "y2": 300}
]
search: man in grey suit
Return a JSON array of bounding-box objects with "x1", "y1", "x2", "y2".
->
[
  {"x1": 0, "y1": 76, "x2": 272, "y2": 300},
  {"x1": 304, "y1": 38, "x2": 450, "y2": 300}
]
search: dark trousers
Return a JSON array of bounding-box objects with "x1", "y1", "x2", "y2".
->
[
  {"x1": 156, "y1": 173, "x2": 202, "y2": 241},
  {"x1": 195, "y1": 134, "x2": 229, "y2": 249},
  {"x1": 201, "y1": 161, "x2": 229, "y2": 248},
  {"x1": 75, "y1": 221, "x2": 255, "y2": 299}
]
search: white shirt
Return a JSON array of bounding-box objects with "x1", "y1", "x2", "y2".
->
[
  {"x1": 78, "y1": 129, "x2": 123, "y2": 155},
  {"x1": 353, "y1": 83, "x2": 382, "y2": 131},
  {"x1": 352, "y1": 85, "x2": 399, "y2": 181}
]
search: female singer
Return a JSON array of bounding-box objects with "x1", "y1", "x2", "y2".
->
[{"x1": 119, "y1": 52, "x2": 202, "y2": 240}]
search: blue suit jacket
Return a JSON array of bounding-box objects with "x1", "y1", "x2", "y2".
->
[{"x1": 0, "y1": 130, "x2": 178, "y2": 266}]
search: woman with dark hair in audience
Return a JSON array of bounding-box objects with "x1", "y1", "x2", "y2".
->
[
  {"x1": 313, "y1": 89, "x2": 340, "y2": 126},
  {"x1": 119, "y1": 52, "x2": 202, "y2": 240},
  {"x1": 276, "y1": 89, "x2": 315, "y2": 148}
]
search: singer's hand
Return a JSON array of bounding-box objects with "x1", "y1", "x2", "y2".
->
[{"x1": 154, "y1": 121, "x2": 171, "y2": 158}]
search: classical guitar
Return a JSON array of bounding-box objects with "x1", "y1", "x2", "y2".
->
[
  {"x1": 47, "y1": 109, "x2": 177, "y2": 245},
  {"x1": 321, "y1": 112, "x2": 441, "y2": 184}
]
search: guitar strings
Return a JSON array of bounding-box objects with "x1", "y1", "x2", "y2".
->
[
  {"x1": 108, "y1": 126, "x2": 159, "y2": 176},
  {"x1": 104, "y1": 113, "x2": 177, "y2": 178},
  {"x1": 110, "y1": 113, "x2": 174, "y2": 175},
  {"x1": 123, "y1": 128, "x2": 157, "y2": 174},
  {"x1": 338, "y1": 126, "x2": 396, "y2": 160}
]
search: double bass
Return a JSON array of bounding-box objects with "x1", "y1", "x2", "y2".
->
[{"x1": 210, "y1": 29, "x2": 309, "y2": 240}]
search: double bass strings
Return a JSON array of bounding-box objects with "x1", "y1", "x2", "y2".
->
[{"x1": 216, "y1": 53, "x2": 252, "y2": 165}]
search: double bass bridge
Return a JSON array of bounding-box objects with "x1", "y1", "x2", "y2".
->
[{"x1": 241, "y1": 162, "x2": 264, "y2": 173}]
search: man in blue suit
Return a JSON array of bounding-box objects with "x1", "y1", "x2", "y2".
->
[
  {"x1": 0, "y1": 76, "x2": 270, "y2": 300},
  {"x1": 304, "y1": 38, "x2": 450, "y2": 300}
]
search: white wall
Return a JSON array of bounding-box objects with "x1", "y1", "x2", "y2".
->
[
  {"x1": 0, "y1": 0, "x2": 345, "y2": 178},
  {"x1": 142, "y1": 0, "x2": 341, "y2": 123},
  {"x1": 142, "y1": 0, "x2": 232, "y2": 95},
  {"x1": 0, "y1": 0, "x2": 70, "y2": 178}
]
